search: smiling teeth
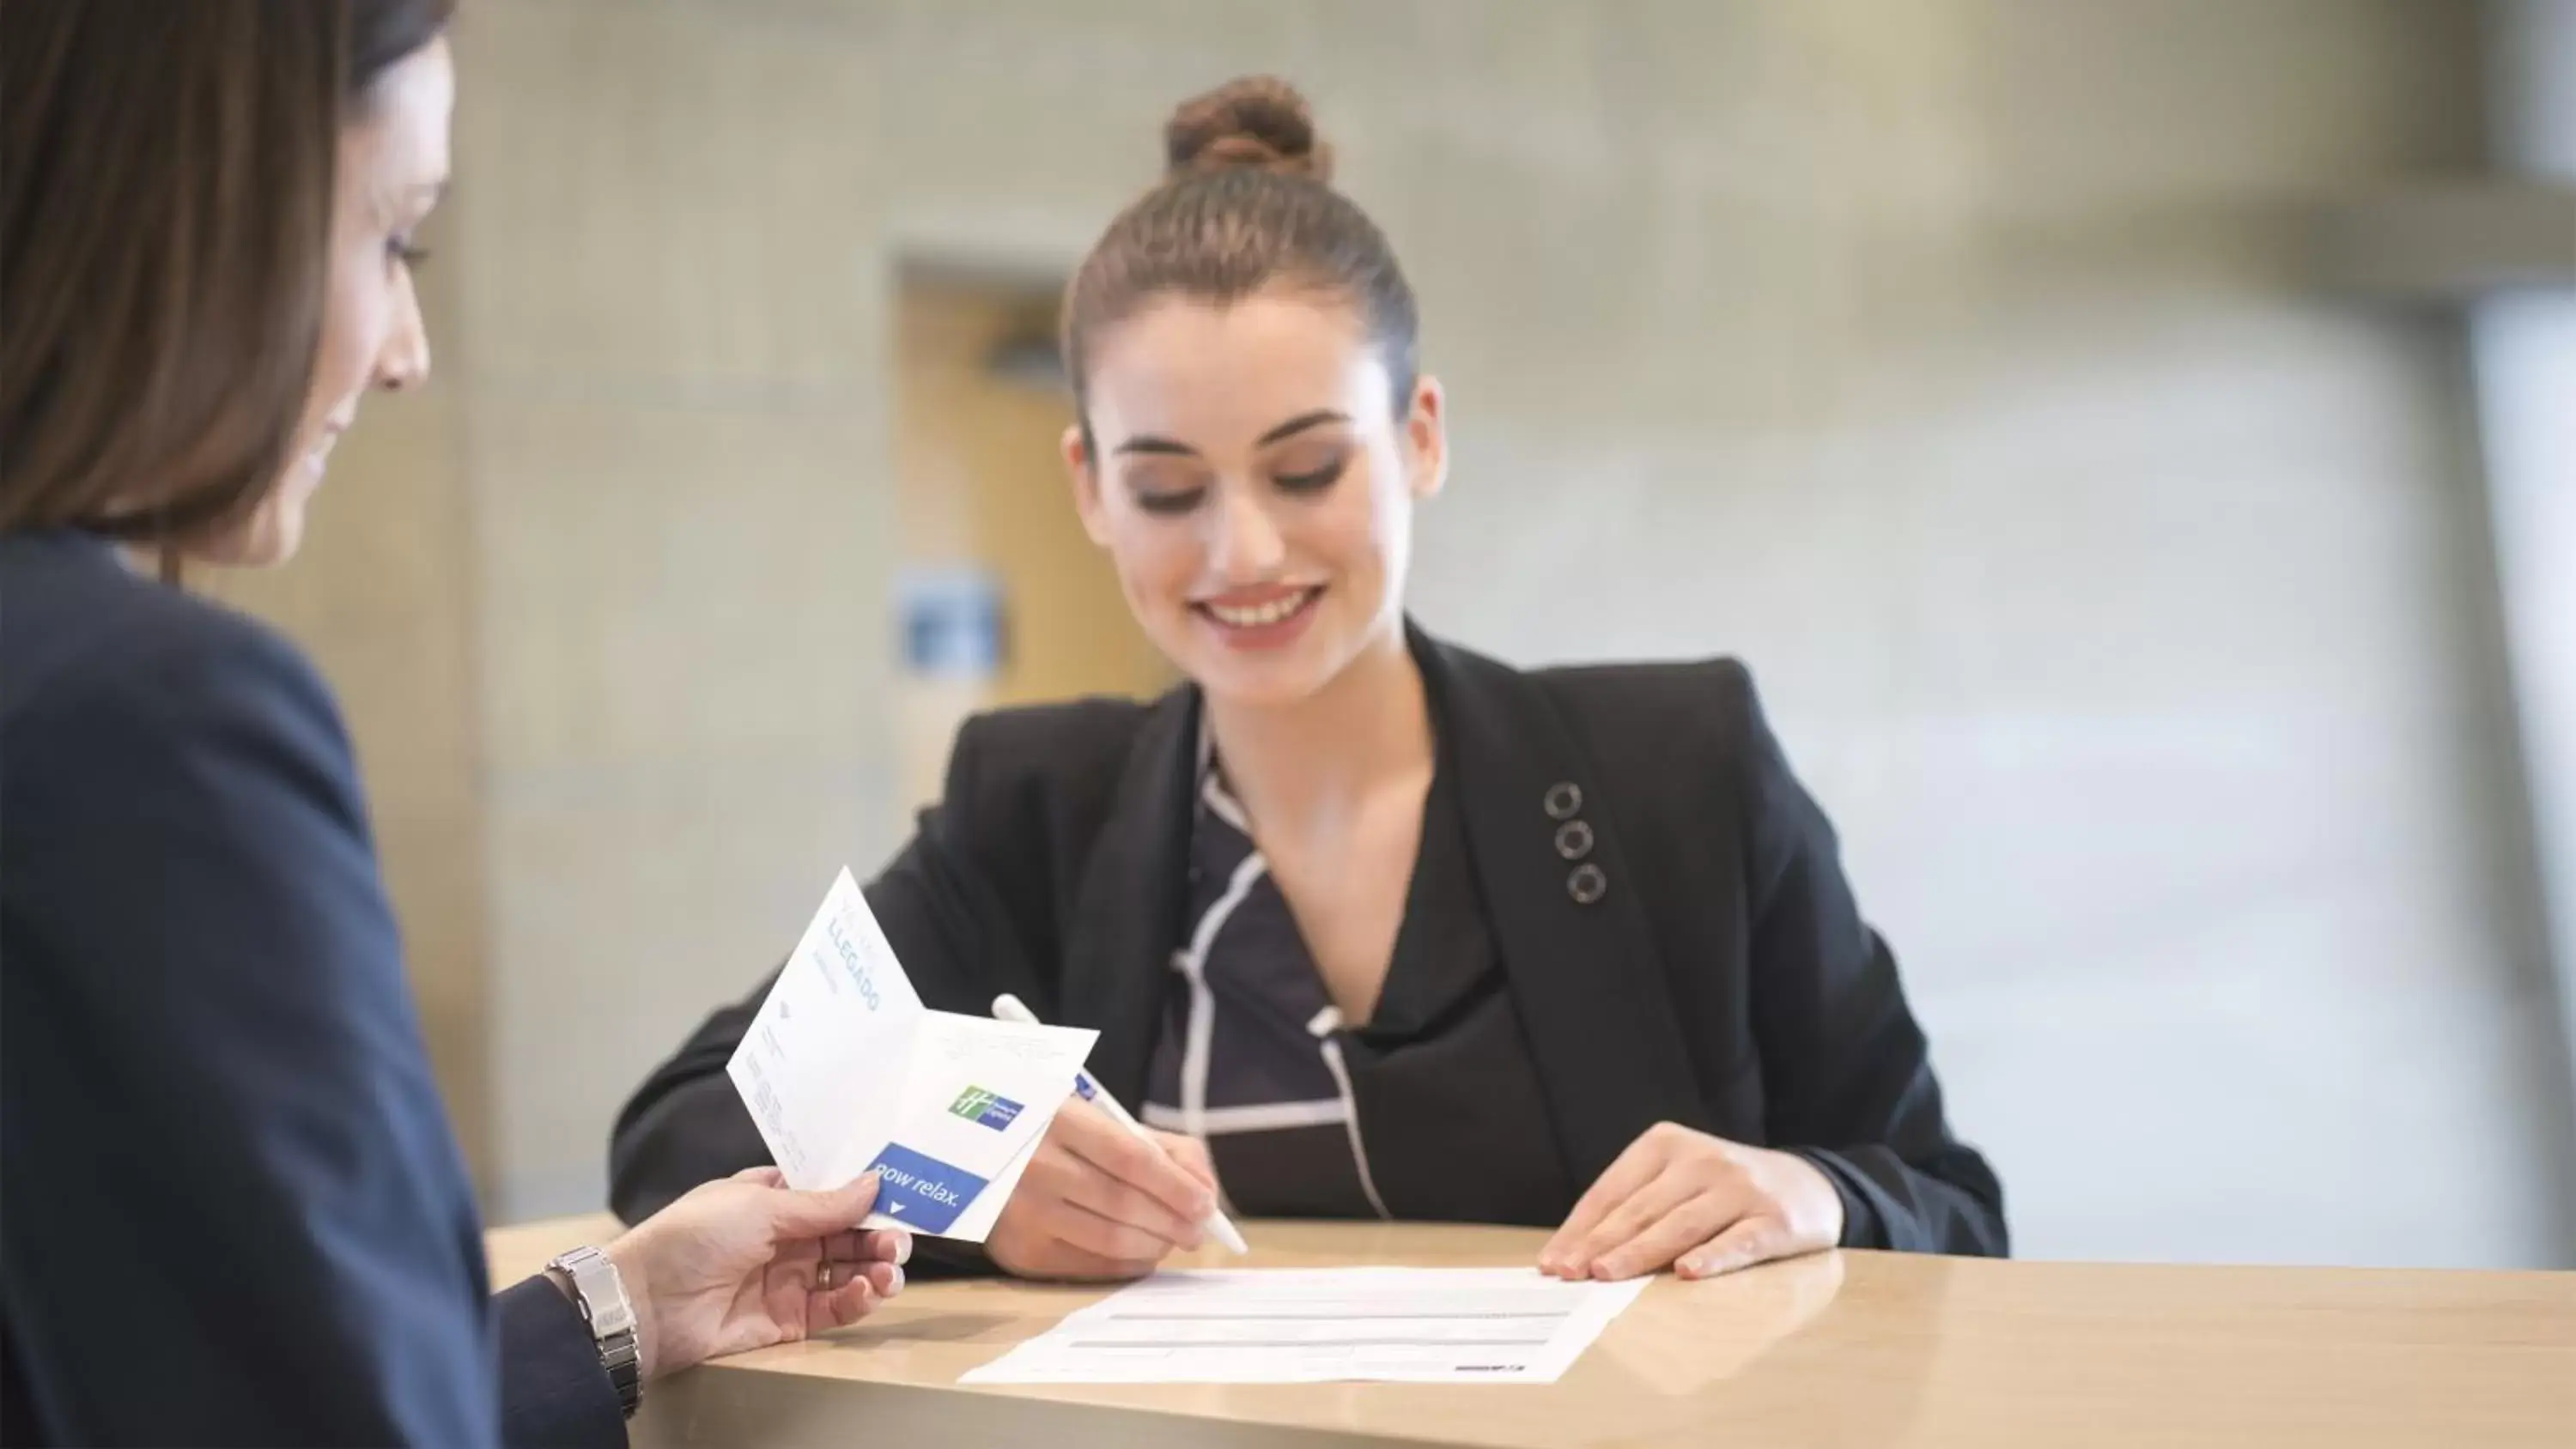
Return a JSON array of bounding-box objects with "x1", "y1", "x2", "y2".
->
[{"x1": 1207, "y1": 592, "x2": 1310, "y2": 627}]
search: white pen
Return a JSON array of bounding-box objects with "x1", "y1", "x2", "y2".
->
[{"x1": 991, "y1": 992, "x2": 1250, "y2": 1255}]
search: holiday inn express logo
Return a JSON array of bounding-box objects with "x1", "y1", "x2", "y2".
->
[{"x1": 948, "y1": 1086, "x2": 1023, "y2": 1131}]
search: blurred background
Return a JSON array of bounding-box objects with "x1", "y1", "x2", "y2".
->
[{"x1": 211, "y1": 0, "x2": 2576, "y2": 1270}]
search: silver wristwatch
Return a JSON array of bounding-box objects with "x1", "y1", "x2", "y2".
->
[{"x1": 546, "y1": 1246, "x2": 642, "y2": 1419}]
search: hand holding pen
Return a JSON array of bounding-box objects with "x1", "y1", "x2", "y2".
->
[{"x1": 977, "y1": 993, "x2": 1249, "y2": 1279}]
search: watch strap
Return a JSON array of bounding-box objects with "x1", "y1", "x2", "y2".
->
[{"x1": 546, "y1": 1246, "x2": 642, "y2": 1419}]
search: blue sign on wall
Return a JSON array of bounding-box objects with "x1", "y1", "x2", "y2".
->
[{"x1": 897, "y1": 567, "x2": 1006, "y2": 681}]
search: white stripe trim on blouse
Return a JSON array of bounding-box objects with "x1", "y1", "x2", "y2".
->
[
  {"x1": 1202, "y1": 768, "x2": 1253, "y2": 837},
  {"x1": 1309, "y1": 1004, "x2": 1394, "y2": 1220},
  {"x1": 1172, "y1": 847, "x2": 1269, "y2": 1137},
  {"x1": 1141, "y1": 1098, "x2": 1352, "y2": 1134}
]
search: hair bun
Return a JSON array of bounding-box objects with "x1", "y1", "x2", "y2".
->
[{"x1": 1164, "y1": 76, "x2": 1333, "y2": 184}]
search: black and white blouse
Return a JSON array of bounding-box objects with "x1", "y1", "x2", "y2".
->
[{"x1": 1141, "y1": 724, "x2": 1574, "y2": 1225}]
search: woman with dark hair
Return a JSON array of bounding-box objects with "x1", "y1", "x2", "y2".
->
[
  {"x1": 614, "y1": 78, "x2": 2004, "y2": 1287},
  {"x1": 0, "y1": 4, "x2": 908, "y2": 1445}
]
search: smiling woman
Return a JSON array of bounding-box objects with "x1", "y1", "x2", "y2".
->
[
  {"x1": 615, "y1": 76, "x2": 2006, "y2": 1288},
  {"x1": 1058, "y1": 79, "x2": 1434, "y2": 712}
]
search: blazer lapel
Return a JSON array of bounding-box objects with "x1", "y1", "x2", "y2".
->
[
  {"x1": 1416, "y1": 627, "x2": 1708, "y2": 1190},
  {"x1": 1056, "y1": 687, "x2": 1201, "y2": 1105}
]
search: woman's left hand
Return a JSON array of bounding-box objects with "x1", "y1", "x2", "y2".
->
[{"x1": 1539, "y1": 1122, "x2": 1844, "y2": 1282}]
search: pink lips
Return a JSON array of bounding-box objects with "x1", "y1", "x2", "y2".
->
[{"x1": 1193, "y1": 585, "x2": 1323, "y2": 652}]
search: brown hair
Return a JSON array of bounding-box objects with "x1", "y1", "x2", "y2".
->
[
  {"x1": 1061, "y1": 76, "x2": 1419, "y2": 435},
  {"x1": 0, "y1": 0, "x2": 455, "y2": 551}
]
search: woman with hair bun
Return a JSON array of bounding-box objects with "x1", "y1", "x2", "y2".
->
[{"x1": 616, "y1": 76, "x2": 2005, "y2": 1288}]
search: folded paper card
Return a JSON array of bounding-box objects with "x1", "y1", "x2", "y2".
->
[{"x1": 727, "y1": 868, "x2": 1096, "y2": 1240}]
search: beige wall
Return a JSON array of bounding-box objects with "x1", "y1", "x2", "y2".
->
[{"x1": 234, "y1": 0, "x2": 2571, "y2": 1264}]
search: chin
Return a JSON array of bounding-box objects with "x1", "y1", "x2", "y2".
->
[
  {"x1": 208, "y1": 497, "x2": 308, "y2": 569},
  {"x1": 245, "y1": 532, "x2": 303, "y2": 568},
  {"x1": 1170, "y1": 629, "x2": 1349, "y2": 711},
  {"x1": 1196, "y1": 660, "x2": 1333, "y2": 710}
]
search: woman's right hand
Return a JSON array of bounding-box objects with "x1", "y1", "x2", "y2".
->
[
  {"x1": 601, "y1": 1167, "x2": 908, "y2": 1381},
  {"x1": 986, "y1": 1099, "x2": 1220, "y2": 1281}
]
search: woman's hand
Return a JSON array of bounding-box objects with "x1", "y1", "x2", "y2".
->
[
  {"x1": 1539, "y1": 1122, "x2": 1844, "y2": 1282},
  {"x1": 986, "y1": 1099, "x2": 1220, "y2": 1281},
  {"x1": 601, "y1": 1167, "x2": 911, "y2": 1379}
]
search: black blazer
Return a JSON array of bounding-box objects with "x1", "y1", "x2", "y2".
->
[
  {"x1": 613, "y1": 627, "x2": 2005, "y2": 1259},
  {"x1": 0, "y1": 530, "x2": 622, "y2": 1448}
]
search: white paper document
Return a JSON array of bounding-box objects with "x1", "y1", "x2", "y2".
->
[
  {"x1": 961, "y1": 1268, "x2": 1649, "y2": 1385},
  {"x1": 726, "y1": 869, "x2": 1096, "y2": 1241}
]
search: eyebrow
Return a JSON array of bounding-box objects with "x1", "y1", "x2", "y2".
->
[{"x1": 1112, "y1": 409, "x2": 1351, "y2": 458}]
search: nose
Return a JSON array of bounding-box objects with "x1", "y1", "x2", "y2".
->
[
  {"x1": 1206, "y1": 479, "x2": 1287, "y2": 581},
  {"x1": 377, "y1": 265, "x2": 433, "y2": 392}
]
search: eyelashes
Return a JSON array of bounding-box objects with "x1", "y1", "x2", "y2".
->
[
  {"x1": 1135, "y1": 487, "x2": 1206, "y2": 517},
  {"x1": 1131, "y1": 458, "x2": 1347, "y2": 516},
  {"x1": 388, "y1": 236, "x2": 432, "y2": 269},
  {"x1": 1275, "y1": 460, "x2": 1345, "y2": 494}
]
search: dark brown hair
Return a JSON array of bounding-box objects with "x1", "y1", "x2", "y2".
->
[
  {"x1": 1061, "y1": 76, "x2": 1419, "y2": 435},
  {"x1": 0, "y1": 0, "x2": 455, "y2": 549}
]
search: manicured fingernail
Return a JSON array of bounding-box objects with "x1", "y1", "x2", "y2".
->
[
  {"x1": 890, "y1": 1234, "x2": 913, "y2": 1264},
  {"x1": 883, "y1": 1266, "x2": 905, "y2": 1295}
]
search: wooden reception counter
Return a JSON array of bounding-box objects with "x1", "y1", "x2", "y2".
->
[{"x1": 488, "y1": 1214, "x2": 2573, "y2": 1448}]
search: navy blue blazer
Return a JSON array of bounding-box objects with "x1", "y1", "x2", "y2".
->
[{"x1": 0, "y1": 530, "x2": 621, "y2": 1447}]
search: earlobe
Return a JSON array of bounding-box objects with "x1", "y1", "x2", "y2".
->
[
  {"x1": 1063, "y1": 423, "x2": 1112, "y2": 547},
  {"x1": 1407, "y1": 376, "x2": 1449, "y2": 501}
]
